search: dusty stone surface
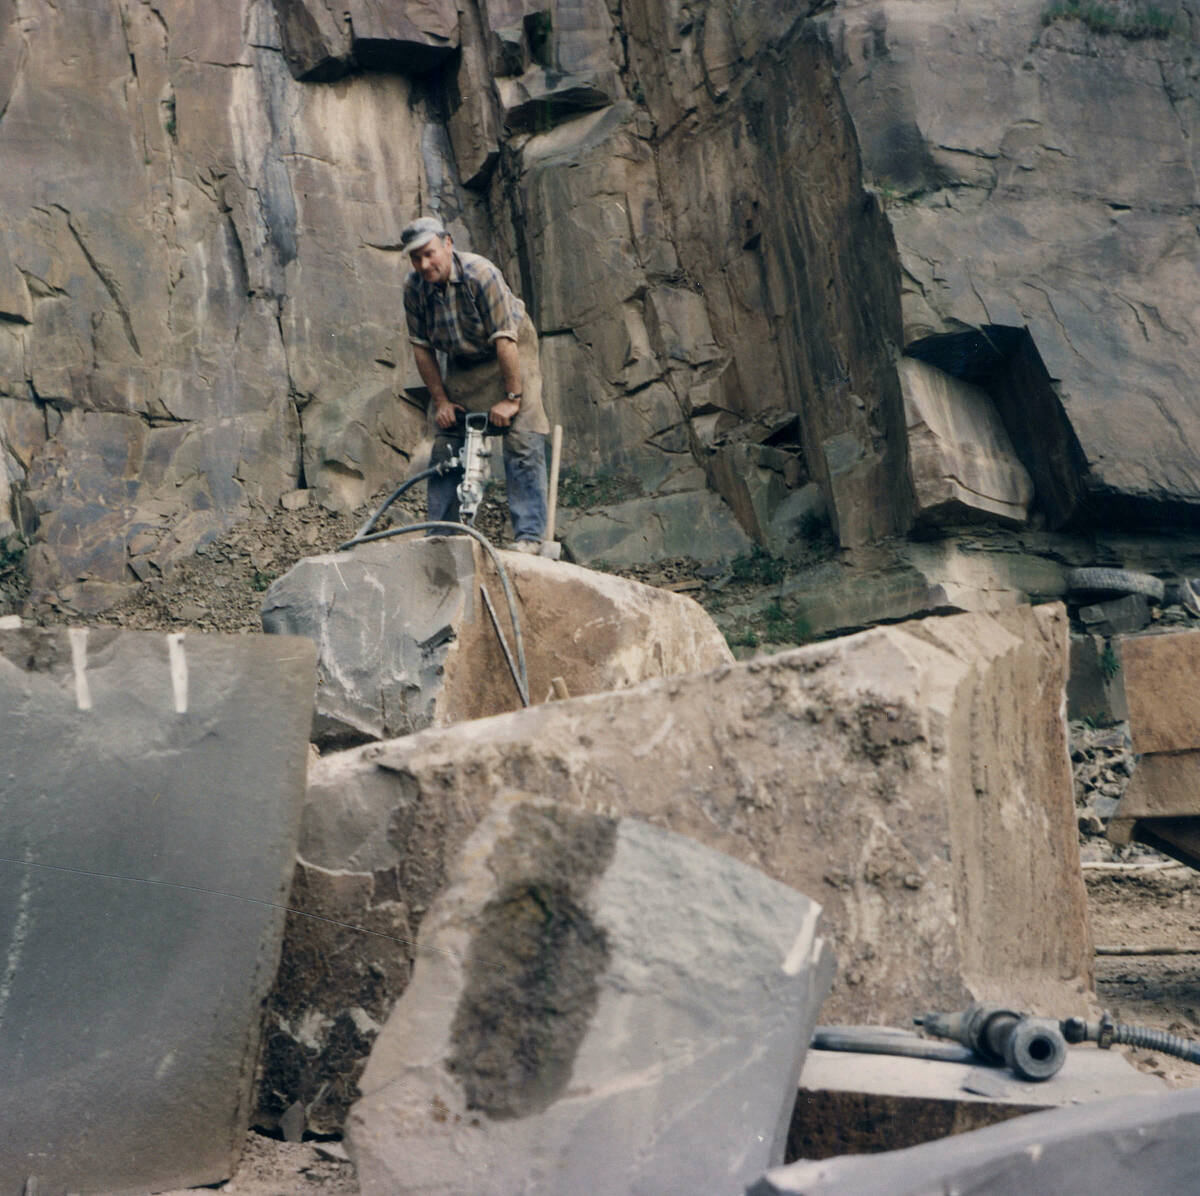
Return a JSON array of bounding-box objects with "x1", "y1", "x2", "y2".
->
[
  {"x1": 153, "y1": 1131, "x2": 359, "y2": 1196},
  {"x1": 261, "y1": 534, "x2": 733, "y2": 746},
  {"x1": 268, "y1": 603, "x2": 1091, "y2": 1135},
  {"x1": 346, "y1": 797, "x2": 833, "y2": 1196},
  {"x1": 900, "y1": 356, "x2": 1033, "y2": 527},
  {"x1": 1086, "y1": 863, "x2": 1200, "y2": 1089},
  {"x1": 0, "y1": 626, "x2": 316, "y2": 1196}
]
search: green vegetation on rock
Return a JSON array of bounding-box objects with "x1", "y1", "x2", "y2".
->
[
  {"x1": 1041, "y1": 0, "x2": 1176, "y2": 38},
  {"x1": 764, "y1": 600, "x2": 812, "y2": 646},
  {"x1": 557, "y1": 468, "x2": 644, "y2": 510},
  {"x1": 729, "y1": 546, "x2": 787, "y2": 586}
]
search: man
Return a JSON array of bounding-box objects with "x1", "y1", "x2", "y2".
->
[{"x1": 400, "y1": 215, "x2": 550, "y2": 551}]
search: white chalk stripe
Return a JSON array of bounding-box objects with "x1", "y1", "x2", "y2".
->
[
  {"x1": 167, "y1": 633, "x2": 188, "y2": 714},
  {"x1": 68, "y1": 627, "x2": 91, "y2": 711}
]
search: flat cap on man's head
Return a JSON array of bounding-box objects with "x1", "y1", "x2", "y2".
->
[{"x1": 400, "y1": 216, "x2": 448, "y2": 254}]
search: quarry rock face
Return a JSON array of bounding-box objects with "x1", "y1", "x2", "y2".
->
[
  {"x1": 346, "y1": 796, "x2": 834, "y2": 1196},
  {"x1": 260, "y1": 535, "x2": 733, "y2": 746},
  {"x1": 821, "y1": 1, "x2": 1200, "y2": 522},
  {"x1": 0, "y1": 0, "x2": 914, "y2": 615},
  {"x1": 0, "y1": 626, "x2": 316, "y2": 1196},
  {"x1": 5, "y1": 0, "x2": 1195, "y2": 608},
  {"x1": 262, "y1": 602, "x2": 1091, "y2": 1130}
]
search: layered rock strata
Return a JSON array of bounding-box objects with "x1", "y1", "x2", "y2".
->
[{"x1": 346, "y1": 797, "x2": 834, "y2": 1195}]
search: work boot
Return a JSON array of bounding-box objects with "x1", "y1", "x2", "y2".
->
[{"x1": 512, "y1": 540, "x2": 541, "y2": 554}]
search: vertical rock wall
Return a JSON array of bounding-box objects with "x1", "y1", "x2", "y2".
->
[
  {"x1": 821, "y1": 0, "x2": 1200, "y2": 524},
  {"x1": 0, "y1": 0, "x2": 916, "y2": 612}
]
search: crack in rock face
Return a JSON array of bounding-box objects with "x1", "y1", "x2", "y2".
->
[{"x1": 446, "y1": 804, "x2": 616, "y2": 1120}]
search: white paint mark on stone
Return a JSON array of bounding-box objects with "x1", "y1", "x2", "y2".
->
[
  {"x1": 168, "y1": 633, "x2": 188, "y2": 714},
  {"x1": 69, "y1": 627, "x2": 91, "y2": 711},
  {"x1": 155, "y1": 1050, "x2": 176, "y2": 1080},
  {"x1": 782, "y1": 905, "x2": 822, "y2": 975}
]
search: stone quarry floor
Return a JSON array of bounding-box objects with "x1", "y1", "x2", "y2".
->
[
  {"x1": 160, "y1": 862, "x2": 1200, "y2": 1195},
  {"x1": 7, "y1": 496, "x2": 1200, "y2": 1189}
]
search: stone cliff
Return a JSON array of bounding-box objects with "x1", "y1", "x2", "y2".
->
[{"x1": 0, "y1": 0, "x2": 1196, "y2": 613}]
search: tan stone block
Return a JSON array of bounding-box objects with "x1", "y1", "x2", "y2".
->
[
  {"x1": 299, "y1": 603, "x2": 1088, "y2": 1040},
  {"x1": 901, "y1": 356, "x2": 1033, "y2": 526},
  {"x1": 1120, "y1": 630, "x2": 1200, "y2": 753}
]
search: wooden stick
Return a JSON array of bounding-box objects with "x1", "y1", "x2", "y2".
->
[{"x1": 546, "y1": 424, "x2": 563, "y2": 543}]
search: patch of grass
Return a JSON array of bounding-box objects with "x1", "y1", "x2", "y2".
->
[
  {"x1": 763, "y1": 600, "x2": 812, "y2": 645},
  {"x1": 557, "y1": 468, "x2": 643, "y2": 510},
  {"x1": 1041, "y1": 1, "x2": 1176, "y2": 38},
  {"x1": 0, "y1": 534, "x2": 26, "y2": 587},
  {"x1": 1099, "y1": 641, "x2": 1122, "y2": 679},
  {"x1": 730, "y1": 545, "x2": 787, "y2": 586},
  {"x1": 870, "y1": 180, "x2": 924, "y2": 208},
  {"x1": 251, "y1": 570, "x2": 277, "y2": 592},
  {"x1": 725, "y1": 626, "x2": 760, "y2": 650}
]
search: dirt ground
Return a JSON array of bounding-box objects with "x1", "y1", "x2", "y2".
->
[{"x1": 6, "y1": 498, "x2": 1199, "y2": 1191}]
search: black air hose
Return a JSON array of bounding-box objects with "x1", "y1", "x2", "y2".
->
[
  {"x1": 337, "y1": 519, "x2": 530, "y2": 707},
  {"x1": 1062, "y1": 1013, "x2": 1200, "y2": 1065}
]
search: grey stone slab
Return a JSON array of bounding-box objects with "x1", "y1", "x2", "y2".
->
[
  {"x1": 754, "y1": 1087, "x2": 1200, "y2": 1196},
  {"x1": 1067, "y1": 633, "x2": 1129, "y2": 724},
  {"x1": 348, "y1": 797, "x2": 834, "y2": 1195},
  {"x1": 0, "y1": 627, "x2": 316, "y2": 1196},
  {"x1": 1079, "y1": 594, "x2": 1151, "y2": 636},
  {"x1": 791, "y1": 1045, "x2": 1164, "y2": 1159}
]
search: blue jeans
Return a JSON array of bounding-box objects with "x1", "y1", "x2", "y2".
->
[{"x1": 429, "y1": 426, "x2": 547, "y2": 541}]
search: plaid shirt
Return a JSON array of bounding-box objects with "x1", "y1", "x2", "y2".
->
[{"x1": 404, "y1": 250, "x2": 526, "y2": 363}]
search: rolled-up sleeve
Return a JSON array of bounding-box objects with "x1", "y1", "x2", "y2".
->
[
  {"x1": 472, "y1": 260, "x2": 524, "y2": 343},
  {"x1": 404, "y1": 275, "x2": 433, "y2": 349}
]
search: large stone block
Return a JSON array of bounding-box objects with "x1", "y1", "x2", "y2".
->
[
  {"x1": 269, "y1": 603, "x2": 1089, "y2": 1132},
  {"x1": 347, "y1": 0, "x2": 459, "y2": 74},
  {"x1": 261, "y1": 536, "x2": 733, "y2": 747},
  {"x1": 559, "y1": 487, "x2": 754, "y2": 567},
  {"x1": 1108, "y1": 630, "x2": 1200, "y2": 865},
  {"x1": 754, "y1": 1088, "x2": 1200, "y2": 1196},
  {"x1": 323, "y1": 603, "x2": 1088, "y2": 1021},
  {"x1": 790, "y1": 1042, "x2": 1164, "y2": 1160},
  {"x1": 1120, "y1": 629, "x2": 1200, "y2": 753},
  {"x1": 347, "y1": 797, "x2": 834, "y2": 1195},
  {"x1": 900, "y1": 356, "x2": 1033, "y2": 526},
  {"x1": 0, "y1": 626, "x2": 316, "y2": 1196}
]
